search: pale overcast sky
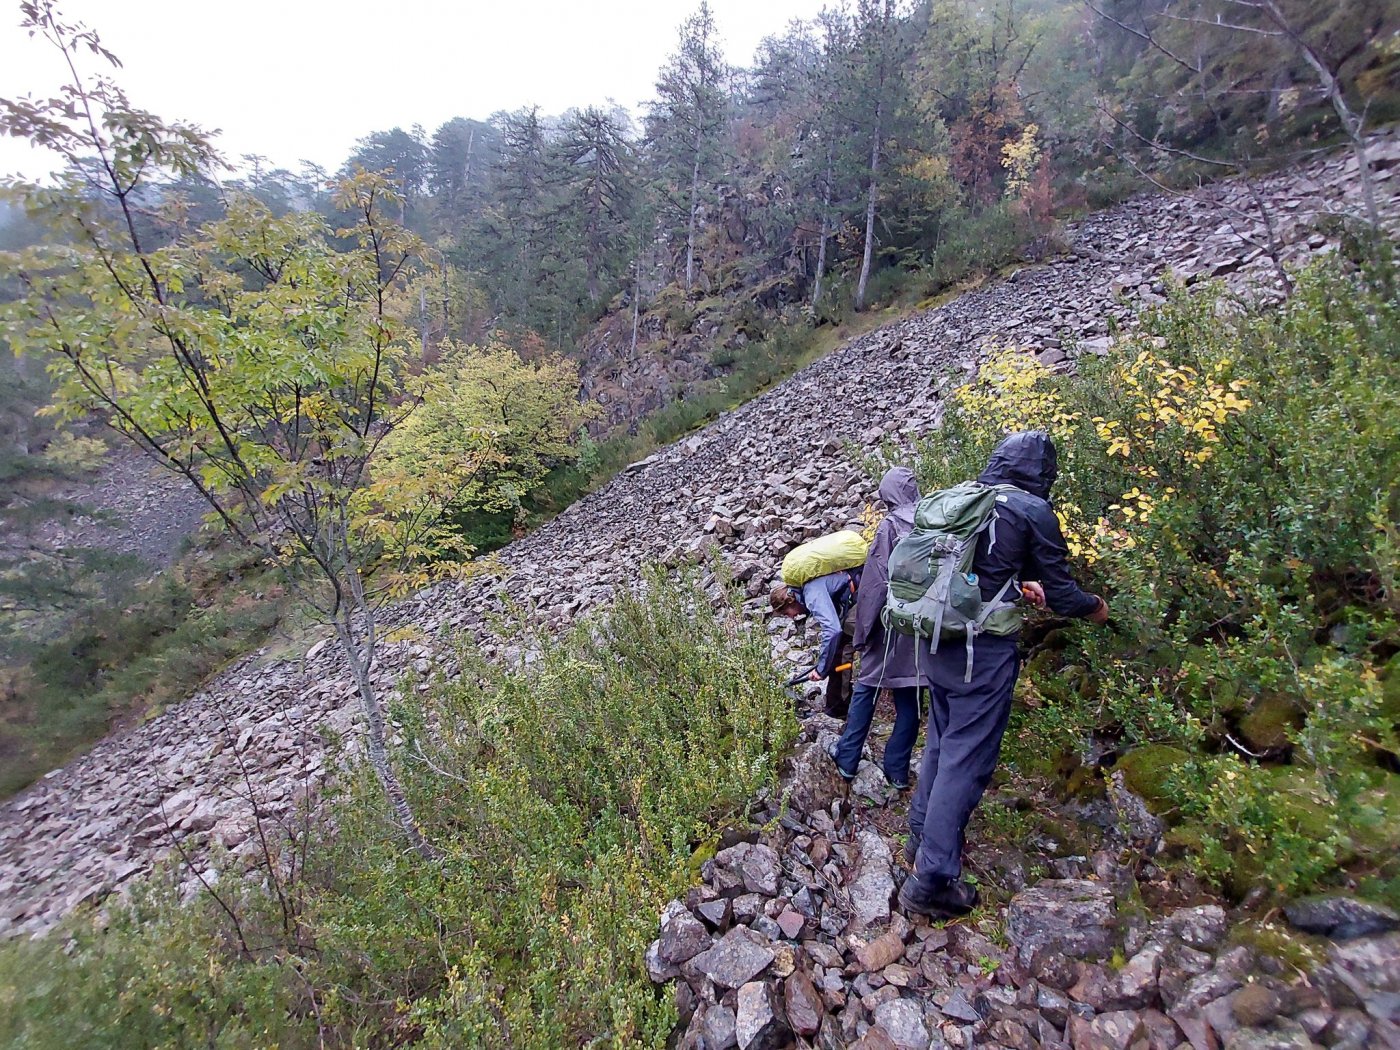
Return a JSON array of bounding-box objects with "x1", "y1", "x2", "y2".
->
[{"x1": 0, "y1": 0, "x2": 830, "y2": 180}]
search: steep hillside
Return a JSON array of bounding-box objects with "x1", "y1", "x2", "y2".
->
[{"x1": 0, "y1": 134, "x2": 1396, "y2": 940}]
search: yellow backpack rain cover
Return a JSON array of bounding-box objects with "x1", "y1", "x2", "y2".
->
[{"x1": 780, "y1": 530, "x2": 870, "y2": 588}]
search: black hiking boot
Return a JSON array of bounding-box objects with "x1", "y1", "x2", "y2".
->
[
  {"x1": 903, "y1": 836, "x2": 917, "y2": 867},
  {"x1": 897, "y1": 872, "x2": 980, "y2": 919}
]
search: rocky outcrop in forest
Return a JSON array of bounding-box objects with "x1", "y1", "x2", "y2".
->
[{"x1": 1, "y1": 133, "x2": 1396, "y2": 974}]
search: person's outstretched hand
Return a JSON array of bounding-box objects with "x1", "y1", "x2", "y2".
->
[
  {"x1": 1021, "y1": 581, "x2": 1046, "y2": 608},
  {"x1": 1087, "y1": 595, "x2": 1110, "y2": 626}
]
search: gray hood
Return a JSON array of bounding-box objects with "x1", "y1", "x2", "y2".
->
[
  {"x1": 878, "y1": 466, "x2": 920, "y2": 524},
  {"x1": 977, "y1": 431, "x2": 1058, "y2": 500}
]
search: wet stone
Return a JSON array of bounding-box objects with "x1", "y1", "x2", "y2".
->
[
  {"x1": 1007, "y1": 880, "x2": 1119, "y2": 969},
  {"x1": 690, "y1": 929, "x2": 776, "y2": 990}
]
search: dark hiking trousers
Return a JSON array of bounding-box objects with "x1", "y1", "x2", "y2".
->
[
  {"x1": 824, "y1": 631, "x2": 855, "y2": 717},
  {"x1": 908, "y1": 634, "x2": 1021, "y2": 881},
  {"x1": 832, "y1": 684, "x2": 921, "y2": 783}
]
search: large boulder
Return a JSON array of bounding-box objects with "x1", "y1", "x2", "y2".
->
[
  {"x1": 1006, "y1": 879, "x2": 1119, "y2": 968},
  {"x1": 1283, "y1": 897, "x2": 1400, "y2": 941}
]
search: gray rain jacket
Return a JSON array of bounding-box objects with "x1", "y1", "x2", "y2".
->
[{"x1": 850, "y1": 467, "x2": 933, "y2": 689}]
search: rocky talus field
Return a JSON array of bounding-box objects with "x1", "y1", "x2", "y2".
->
[{"x1": 3, "y1": 138, "x2": 1399, "y2": 1048}]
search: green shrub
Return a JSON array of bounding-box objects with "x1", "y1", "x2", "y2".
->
[
  {"x1": 1, "y1": 556, "x2": 283, "y2": 798},
  {"x1": 0, "y1": 569, "x2": 797, "y2": 1047},
  {"x1": 902, "y1": 253, "x2": 1400, "y2": 901}
]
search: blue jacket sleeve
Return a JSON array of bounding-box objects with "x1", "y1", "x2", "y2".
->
[
  {"x1": 801, "y1": 575, "x2": 846, "y2": 678},
  {"x1": 1026, "y1": 503, "x2": 1101, "y2": 618}
]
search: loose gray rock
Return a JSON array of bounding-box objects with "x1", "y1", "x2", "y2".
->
[
  {"x1": 735, "y1": 981, "x2": 790, "y2": 1050},
  {"x1": 1153, "y1": 905, "x2": 1228, "y2": 952},
  {"x1": 1006, "y1": 879, "x2": 1119, "y2": 968},
  {"x1": 1222, "y1": 1019, "x2": 1316, "y2": 1050},
  {"x1": 941, "y1": 989, "x2": 981, "y2": 1024},
  {"x1": 872, "y1": 997, "x2": 929, "y2": 1050},
  {"x1": 690, "y1": 929, "x2": 776, "y2": 990},
  {"x1": 697, "y1": 1003, "x2": 739, "y2": 1050},
  {"x1": 661, "y1": 903, "x2": 715, "y2": 965},
  {"x1": 1068, "y1": 1010, "x2": 1147, "y2": 1050},
  {"x1": 847, "y1": 829, "x2": 894, "y2": 932},
  {"x1": 1284, "y1": 897, "x2": 1400, "y2": 941}
]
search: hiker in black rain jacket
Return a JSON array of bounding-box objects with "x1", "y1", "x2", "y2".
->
[{"x1": 900, "y1": 431, "x2": 1109, "y2": 919}]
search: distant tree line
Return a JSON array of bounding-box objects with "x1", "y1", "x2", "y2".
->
[{"x1": 110, "y1": 0, "x2": 1395, "y2": 356}]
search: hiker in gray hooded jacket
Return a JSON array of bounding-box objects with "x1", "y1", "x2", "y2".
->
[
  {"x1": 829, "y1": 466, "x2": 930, "y2": 788},
  {"x1": 899, "y1": 431, "x2": 1109, "y2": 920}
]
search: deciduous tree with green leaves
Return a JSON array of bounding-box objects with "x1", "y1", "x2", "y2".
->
[
  {"x1": 0, "y1": 1, "x2": 493, "y2": 860},
  {"x1": 377, "y1": 342, "x2": 596, "y2": 526}
]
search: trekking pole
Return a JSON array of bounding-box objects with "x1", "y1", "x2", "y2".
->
[{"x1": 783, "y1": 662, "x2": 852, "y2": 687}]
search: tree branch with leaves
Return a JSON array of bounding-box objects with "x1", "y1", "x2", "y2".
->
[{"x1": 0, "y1": 1, "x2": 513, "y2": 861}]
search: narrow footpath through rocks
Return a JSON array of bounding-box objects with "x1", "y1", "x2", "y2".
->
[
  {"x1": 2, "y1": 132, "x2": 1398, "y2": 1030},
  {"x1": 646, "y1": 704, "x2": 1400, "y2": 1049}
]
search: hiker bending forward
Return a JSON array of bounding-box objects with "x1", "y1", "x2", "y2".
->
[
  {"x1": 830, "y1": 467, "x2": 929, "y2": 788},
  {"x1": 770, "y1": 564, "x2": 861, "y2": 716},
  {"x1": 900, "y1": 432, "x2": 1109, "y2": 919}
]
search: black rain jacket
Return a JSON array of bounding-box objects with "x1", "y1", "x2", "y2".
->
[{"x1": 972, "y1": 432, "x2": 1099, "y2": 621}]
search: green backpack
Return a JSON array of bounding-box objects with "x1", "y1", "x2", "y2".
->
[{"x1": 882, "y1": 481, "x2": 1024, "y2": 681}]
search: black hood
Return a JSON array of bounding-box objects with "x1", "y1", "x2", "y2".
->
[{"x1": 977, "y1": 431, "x2": 1058, "y2": 500}]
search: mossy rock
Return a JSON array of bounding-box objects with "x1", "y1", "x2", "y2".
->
[
  {"x1": 1226, "y1": 921, "x2": 1325, "y2": 973},
  {"x1": 1210, "y1": 677, "x2": 1247, "y2": 718},
  {"x1": 1113, "y1": 744, "x2": 1192, "y2": 817},
  {"x1": 1022, "y1": 651, "x2": 1075, "y2": 705},
  {"x1": 1254, "y1": 767, "x2": 1340, "y2": 844},
  {"x1": 1238, "y1": 692, "x2": 1304, "y2": 752},
  {"x1": 1351, "y1": 776, "x2": 1400, "y2": 853}
]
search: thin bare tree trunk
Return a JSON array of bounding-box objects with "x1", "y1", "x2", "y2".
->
[
  {"x1": 855, "y1": 97, "x2": 884, "y2": 312},
  {"x1": 811, "y1": 144, "x2": 834, "y2": 315},
  {"x1": 631, "y1": 260, "x2": 641, "y2": 357},
  {"x1": 1253, "y1": 0, "x2": 1379, "y2": 230},
  {"x1": 685, "y1": 122, "x2": 703, "y2": 293},
  {"x1": 334, "y1": 601, "x2": 439, "y2": 861}
]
